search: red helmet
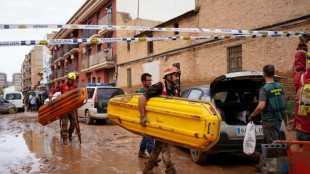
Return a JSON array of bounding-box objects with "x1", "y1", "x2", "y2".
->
[{"x1": 163, "y1": 67, "x2": 181, "y2": 78}]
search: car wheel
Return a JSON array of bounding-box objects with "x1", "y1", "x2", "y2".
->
[
  {"x1": 190, "y1": 149, "x2": 210, "y2": 164},
  {"x1": 8, "y1": 108, "x2": 16, "y2": 114},
  {"x1": 85, "y1": 110, "x2": 93, "y2": 125}
]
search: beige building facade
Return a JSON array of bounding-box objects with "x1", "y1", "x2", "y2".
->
[{"x1": 117, "y1": 0, "x2": 310, "y2": 99}]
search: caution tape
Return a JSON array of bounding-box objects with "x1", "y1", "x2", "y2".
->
[
  {"x1": 0, "y1": 33, "x2": 300, "y2": 47},
  {"x1": 0, "y1": 24, "x2": 309, "y2": 36}
]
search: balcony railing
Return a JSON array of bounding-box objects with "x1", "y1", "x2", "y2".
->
[
  {"x1": 82, "y1": 58, "x2": 89, "y2": 69},
  {"x1": 98, "y1": 14, "x2": 113, "y2": 25},
  {"x1": 89, "y1": 51, "x2": 106, "y2": 66}
]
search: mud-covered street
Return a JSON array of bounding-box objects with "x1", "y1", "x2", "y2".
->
[{"x1": 0, "y1": 112, "x2": 264, "y2": 174}]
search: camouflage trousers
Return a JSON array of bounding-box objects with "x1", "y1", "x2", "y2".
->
[
  {"x1": 262, "y1": 120, "x2": 282, "y2": 144},
  {"x1": 60, "y1": 111, "x2": 76, "y2": 139},
  {"x1": 147, "y1": 140, "x2": 173, "y2": 168}
]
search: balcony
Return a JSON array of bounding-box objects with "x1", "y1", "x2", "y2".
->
[
  {"x1": 63, "y1": 45, "x2": 79, "y2": 58},
  {"x1": 98, "y1": 14, "x2": 113, "y2": 36},
  {"x1": 81, "y1": 48, "x2": 114, "y2": 73},
  {"x1": 82, "y1": 57, "x2": 89, "y2": 70}
]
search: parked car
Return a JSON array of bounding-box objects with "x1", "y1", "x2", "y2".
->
[
  {"x1": 0, "y1": 95, "x2": 17, "y2": 114},
  {"x1": 44, "y1": 92, "x2": 61, "y2": 104},
  {"x1": 4, "y1": 92, "x2": 25, "y2": 112},
  {"x1": 77, "y1": 83, "x2": 125, "y2": 125},
  {"x1": 180, "y1": 71, "x2": 286, "y2": 164}
]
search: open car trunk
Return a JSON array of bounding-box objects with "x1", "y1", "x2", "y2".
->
[{"x1": 210, "y1": 71, "x2": 282, "y2": 126}]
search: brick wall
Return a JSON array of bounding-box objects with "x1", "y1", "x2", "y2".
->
[{"x1": 116, "y1": 0, "x2": 310, "y2": 100}]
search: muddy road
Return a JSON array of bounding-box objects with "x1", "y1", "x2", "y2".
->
[{"x1": 0, "y1": 112, "x2": 263, "y2": 174}]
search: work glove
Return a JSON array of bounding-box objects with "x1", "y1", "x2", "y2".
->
[
  {"x1": 247, "y1": 114, "x2": 255, "y2": 122},
  {"x1": 300, "y1": 34, "x2": 310, "y2": 44},
  {"x1": 140, "y1": 116, "x2": 149, "y2": 127}
]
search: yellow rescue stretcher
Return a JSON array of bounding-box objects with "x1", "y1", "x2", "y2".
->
[{"x1": 107, "y1": 94, "x2": 221, "y2": 151}]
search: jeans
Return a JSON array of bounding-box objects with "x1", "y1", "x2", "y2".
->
[
  {"x1": 140, "y1": 137, "x2": 155, "y2": 153},
  {"x1": 296, "y1": 129, "x2": 310, "y2": 141},
  {"x1": 262, "y1": 120, "x2": 282, "y2": 144}
]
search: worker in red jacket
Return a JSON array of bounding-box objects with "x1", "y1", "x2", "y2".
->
[
  {"x1": 49, "y1": 72, "x2": 77, "y2": 145},
  {"x1": 293, "y1": 34, "x2": 310, "y2": 141}
]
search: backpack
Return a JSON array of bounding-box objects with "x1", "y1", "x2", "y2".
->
[{"x1": 297, "y1": 73, "x2": 310, "y2": 116}]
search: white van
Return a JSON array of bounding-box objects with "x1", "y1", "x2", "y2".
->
[{"x1": 4, "y1": 92, "x2": 25, "y2": 112}]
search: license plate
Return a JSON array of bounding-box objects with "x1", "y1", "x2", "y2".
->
[{"x1": 237, "y1": 127, "x2": 263, "y2": 136}]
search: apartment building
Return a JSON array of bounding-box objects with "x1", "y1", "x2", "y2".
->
[
  {"x1": 0, "y1": 73, "x2": 7, "y2": 87},
  {"x1": 21, "y1": 46, "x2": 43, "y2": 93},
  {"x1": 12, "y1": 73, "x2": 22, "y2": 91},
  {"x1": 48, "y1": 0, "x2": 116, "y2": 88},
  {"x1": 43, "y1": 32, "x2": 56, "y2": 90},
  {"x1": 117, "y1": 0, "x2": 310, "y2": 99}
]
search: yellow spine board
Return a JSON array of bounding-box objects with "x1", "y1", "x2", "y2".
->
[{"x1": 107, "y1": 94, "x2": 221, "y2": 151}]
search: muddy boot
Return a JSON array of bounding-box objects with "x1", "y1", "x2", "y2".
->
[
  {"x1": 165, "y1": 163, "x2": 176, "y2": 174},
  {"x1": 63, "y1": 138, "x2": 68, "y2": 145},
  {"x1": 68, "y1": 133, "x2": 72, "y2": 141},
  {"x1": 143, "y1": 161, "x2": 154, "y2": 174},
  {"x1": 154, "y1": 157, "x2": 161, "y2": 166},
  {"x1": 138, "y1": 149, "x2": 149, "y2": 158}
]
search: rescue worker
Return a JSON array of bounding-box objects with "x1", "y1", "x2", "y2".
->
[
  {"x1": 293, "y1": 34, "x2": 310, "y2": 141},
  {"x1": 137, "y1": 73, "x2": 155, "y2": 159},
  {"x1": 139, "y1": 67, "x2": 180, "y2": 174},
  {"x1": 49, "y1": 72, "x2": 77, "y2": 145}
]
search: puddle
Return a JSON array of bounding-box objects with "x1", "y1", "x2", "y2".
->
[{"x1": 0, "y1": 133, "x2": 40, "y2": 173}]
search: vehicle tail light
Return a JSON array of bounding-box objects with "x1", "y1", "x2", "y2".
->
[{"x1": 94, "y1": 89, "x2": 98, "y2": 108}]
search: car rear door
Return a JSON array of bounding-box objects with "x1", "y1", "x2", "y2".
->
[{"x1": 96, "y1": 88, "x2": 124, "y2": 113}]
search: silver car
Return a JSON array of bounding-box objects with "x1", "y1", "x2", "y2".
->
[
  {"x1": 0, "y1": 95, "x2": 17, "y2": 114},
  {"x1": 181, "y1": 71, "x2": 286, "y2": 164}
]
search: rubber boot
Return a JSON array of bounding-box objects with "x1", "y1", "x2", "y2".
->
[
  {"x1": 154, "y1": 157, "x2": 161, "y2": 166},
  {"x1": 63, "y1": 138, "x2": 68, "y2": 145},
  {"x1": 138, "y1": 149, "x2": 149, "y2": 158},
  {"x1": 142, "y1": 161, "x2": 154, "y2": 174},
  {"x1": 165, "y1": 163, "x2": 176, "y2": 174},
  {"x1": 68, "y1": 133, "x2": 72, "y2": 141}
]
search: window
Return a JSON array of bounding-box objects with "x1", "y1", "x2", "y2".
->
[
  {"x1": 227, "y1": 45, "x2": 242, "y2": 72},
  {"x1": 127, "y1": 68, "x2": 132, "y2": 88},
  {"x1": 82, "y1": 80, "x2": 85, "y2": 87},
  {"x1": 88, "y1": 78, "x2": 91, "y2": 83},
  {"x1": 127, "y1": 42, "x2": 130, "y2": 51},
  {"x1": 173, "y1": 62, "x2": 180, "y2": 70},
  {"x1": 97, "y1": 12, "x2": 101, "y2": 22},
  {"x1": 92, "y1": 77, "x2": 95, "y2": 83},
  {"x1": 97, "y1": 43, "x2": 102, "y2": 52},
  {"x1": 88, "y1": 48, "x2": 92, "y2": 56},
  {"x1": 106, "y1": 4, "x2": 112, "y2": 14},
  {"x1": 147, "y1": 34, "x2": 154, "y2": 54},
  {"x1": 98, "y1": 77, "x2": 101, "y2": 83},
  {"x1": 87, "y1": 88, "x2": 95, "y2": 98},
  {"x1": 187, "y1": 90, "x2": 203, "y2": 100},
  {"x1": 76, "y1": 81, "x2": 79, "y2": 87},
  {"x1": 174, "y1": 23, "x2": 179, "y2": 35}
]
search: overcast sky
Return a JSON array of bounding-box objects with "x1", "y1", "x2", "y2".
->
[{"x1": 0, "y1": 0, "x2": 194, "y2": 81}]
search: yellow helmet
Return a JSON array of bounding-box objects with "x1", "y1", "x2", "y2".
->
[{"x1": 67, "y1": 72, "x2": 76, "y2": 80}]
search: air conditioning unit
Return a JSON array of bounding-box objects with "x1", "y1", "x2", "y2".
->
[
  {"x1": 65, "y1": 59, "x2": 68, "y2": 62},
  {"x1": 82, "y1": 48, "x2": 87, "y2": 54},
  {"x1": 71, "y1": 55, "x2": 75, "y2": 59},
  {"x1": 54, "y1": 65, "x2": 57, "y2": 68},
  {"x1": 70, "y1": 33, "x2": 74, "y2": 37},
  {"x1": 58, "y1": 62, "x2": 61, "y2": 66},
  {"x1": 54, "y1": 47, "x2": 57, "y2": 51}
]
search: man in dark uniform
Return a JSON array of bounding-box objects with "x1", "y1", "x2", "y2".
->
[
  {"x1": 139, "y1": 67, "x2": 180, "y2": 174},
  {"x1": 137, "y1": 73, "x2": 155, "y2": 159}
]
